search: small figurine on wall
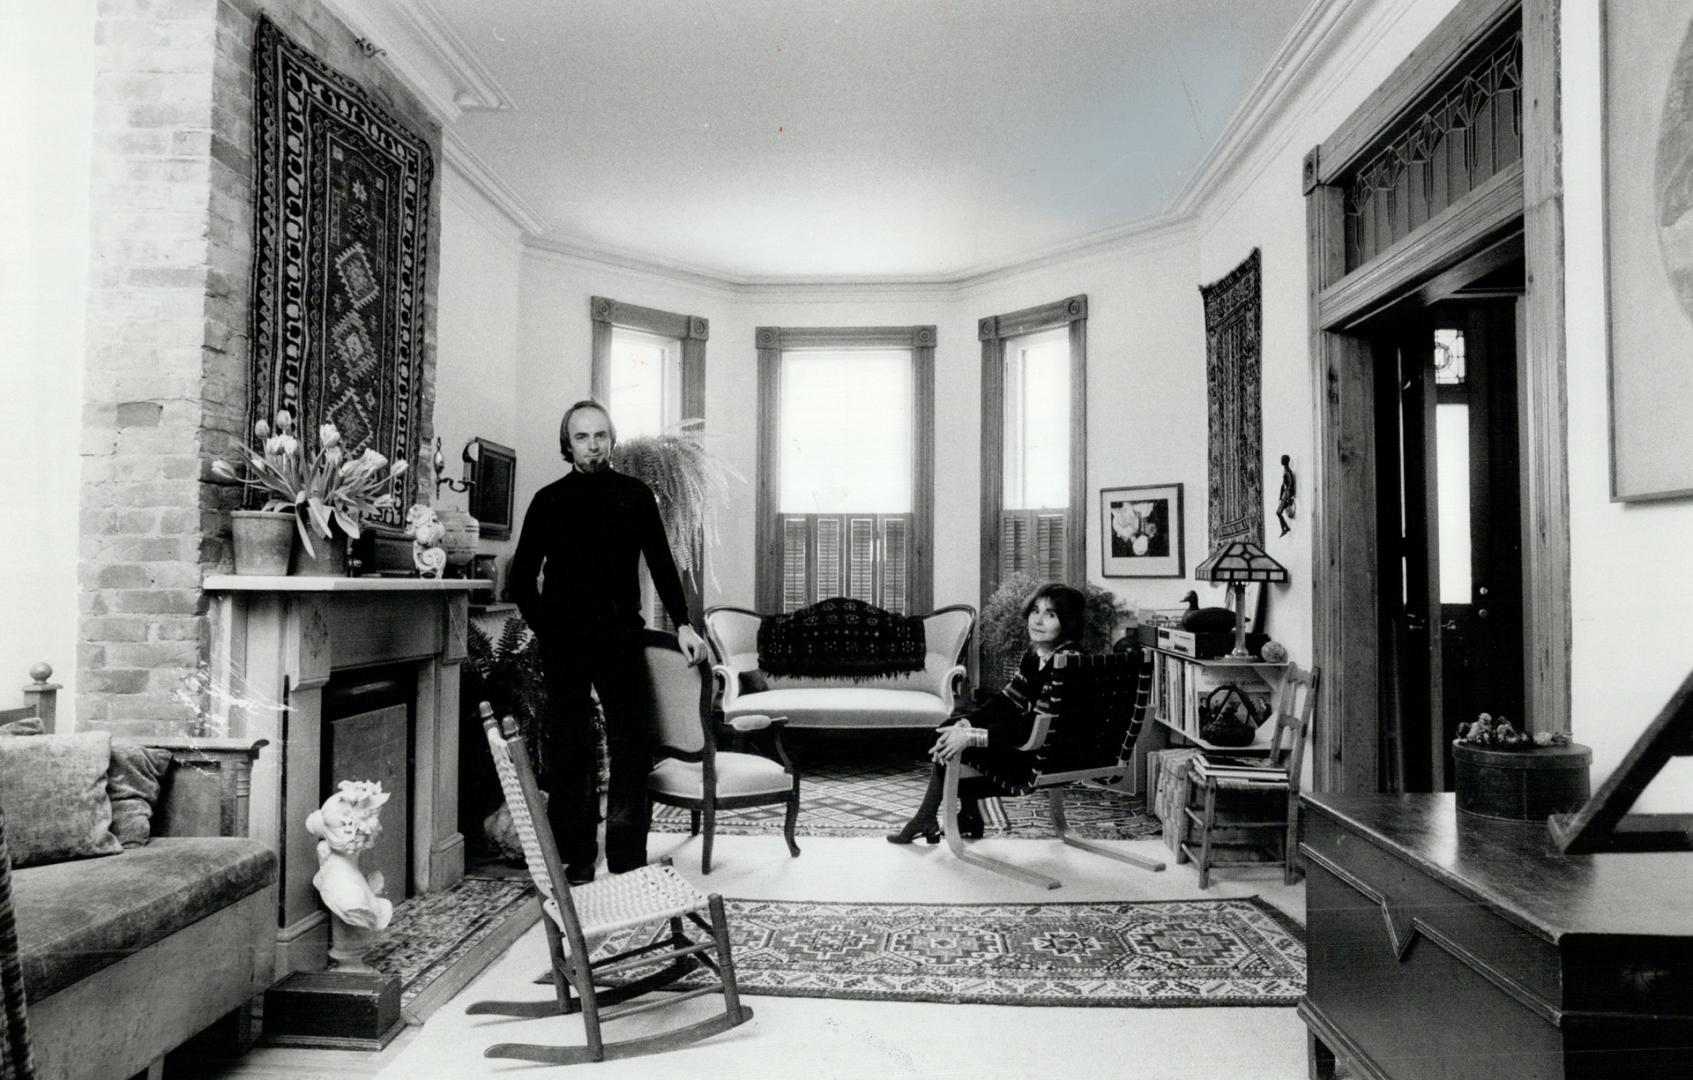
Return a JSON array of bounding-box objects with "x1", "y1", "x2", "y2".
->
[
  {"x1": 1276, "y1": 454, "x2": 1297, "y2": 537},
  {"x1": 306, "y1": 779, "x2": 394, "y2": 971},
  {"x1": 406, "y1": 503, "x2": 448, "y2": 578}
]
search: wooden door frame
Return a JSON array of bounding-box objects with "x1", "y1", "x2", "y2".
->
[{"x1": 1304, "y1": 0, "x2": 1567, "y2": 793}]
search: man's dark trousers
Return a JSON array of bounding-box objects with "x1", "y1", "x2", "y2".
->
[{"x1": 538, "y1": 631, "x2": 652, "y2": 874}]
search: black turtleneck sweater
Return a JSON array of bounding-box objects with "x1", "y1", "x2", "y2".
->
[{"x1": 509, "y1": 467, "x2": 691, "y2": 642}]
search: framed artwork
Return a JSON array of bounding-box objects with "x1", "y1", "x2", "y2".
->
[
  {"x1": 468, "y1": 438, "x2": 516, "y2": 540},
  {"x1": 1604, "y1": 0, "x2": 1693, "y2": 499},
  {"x1": 1101, "y1": 484, "x2": 1184, "y2": 578}
]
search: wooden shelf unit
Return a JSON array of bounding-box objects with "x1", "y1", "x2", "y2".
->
[{"x1": 1148, "y1": 647, "x2": 1286, "y2": 753}]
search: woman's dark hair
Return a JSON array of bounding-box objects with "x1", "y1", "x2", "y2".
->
[
  {"x1": 1021, "y1": 582, "x2": 1086, "y2": 644},
  {"x1": 558, "y1": 399, "x2": 616, "y2": 460}
]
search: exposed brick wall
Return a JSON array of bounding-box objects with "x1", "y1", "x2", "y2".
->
[{"x1": 78, "y1": 0, "x2": 440, "y2": 732}]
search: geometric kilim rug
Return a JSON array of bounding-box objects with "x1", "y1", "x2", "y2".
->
[
  {"x1": 365, "y1": 873, "x2": 536, "y2": 1010},
  {"x1": 650, "y1": 743, "x2": 1162, "y2": 841},
  {"x1": 597, "y1": 896, "x2": 1304, "y2": 1007}
]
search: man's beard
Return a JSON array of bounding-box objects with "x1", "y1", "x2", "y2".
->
[{"x1": 575, "y1": 456, "x2": 610, "y2": 473}]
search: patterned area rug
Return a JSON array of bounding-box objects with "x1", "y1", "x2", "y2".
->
[
  {"x1": 599, "y1": 896, "x2": 1304, "y2": 1007},
  {"x1": 650, "y1": 741, "x2": 1162, "y2": 840},
  {"x1": 366, "y1": 872, "x2": 534, "y2": 1008}
]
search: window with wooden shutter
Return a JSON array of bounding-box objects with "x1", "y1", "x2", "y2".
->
[
  {"x1": 756, "y1": 327, "x2": 935, "y2": 617},
  {"x1": 979, "y1": 298, "x2": 1086, "y2": 675},
  {"x1": 589, "y1": 297, "x2": 708, "y2": 631}
]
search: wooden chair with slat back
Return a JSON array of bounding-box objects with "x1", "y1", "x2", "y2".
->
[
  {"x1": 939, "y1": 649, "x2": 1166, "y2": 890},
  {"x1": 641, "y1": 630, "x2": 801, "y2": 873},
  {"x1": 1180, "y1": 663, "x2": 1320, "y2": 888},
  {"x1": 0, "y1": 664, "x2": 60, "y2": 733},
  {"x1": 467, "y1": 702, "x2": 753, "y2": 1066}
]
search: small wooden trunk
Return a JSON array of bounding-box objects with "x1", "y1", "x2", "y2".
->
[{"x1": 1453, "y1": 742, "x2": 1592, "y2": 821}]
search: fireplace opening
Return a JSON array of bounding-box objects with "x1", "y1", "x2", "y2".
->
[{"x1": 322, "y1": 664, "x2": 416, "y2": 900}]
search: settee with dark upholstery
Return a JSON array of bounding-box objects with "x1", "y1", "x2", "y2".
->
[
  {"x1": 705, "y1": 603, "x2": 975, "y2": 730},
  {"x1": 2, "y1": 673, "x2": 276, "y2": 1080}
]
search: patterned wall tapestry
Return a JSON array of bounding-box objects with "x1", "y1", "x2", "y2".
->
[
  {"x1": 1200, "y1": 249, "x2": 1264, "y2": 549},
  {"x1": 249, "y1": 16, "x2": 433, "y2": 528}
]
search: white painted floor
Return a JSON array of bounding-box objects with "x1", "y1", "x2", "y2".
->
[{"x1": 204, "y1": 830, "x2": 1312, "y2": 1080}]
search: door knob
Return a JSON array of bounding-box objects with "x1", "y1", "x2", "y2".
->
[
  {"x1": 1442, "y1": 619, "x2": 1459, "y2": 631},
  {"x1": 1477, "y1": 608, "x2": 1489, "y2": 620}
]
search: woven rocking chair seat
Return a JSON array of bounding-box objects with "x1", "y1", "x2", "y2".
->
[{"x1": 546, "y1": 862, "x2": 708, "y2": 942}]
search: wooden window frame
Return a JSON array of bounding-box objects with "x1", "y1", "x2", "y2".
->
[
  {"x1": 1303, "y1": 0, "x2": 1567, "y2": 794},
  {"x1": 978, "y1": 296, "x2": 1088, "y2": 609},
  {"x1": 589, "y1": 296, "x2": 709, "y2": 625},
  {"x1": 754, "y1": 325, "x2": 937, "y2": 615}
]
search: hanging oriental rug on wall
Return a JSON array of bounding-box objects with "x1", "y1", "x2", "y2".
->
[
  {"x1": 249, "y1": 16, "x2": 433, "y2": 527},
  {"x1": 596, "y1": 896, "x2": 1305, "y2": 1007},
  {"x1": 1200, "y1": 248, "x2": 1265, "y2": 549}
]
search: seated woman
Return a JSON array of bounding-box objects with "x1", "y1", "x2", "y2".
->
[{"x1": 887, "y1": 581, "x2": 1085, "y2": 845}]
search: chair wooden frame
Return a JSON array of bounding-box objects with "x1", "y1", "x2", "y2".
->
[
  {"x1": 469, "y1": 703, "x2": 753, "y2": 1065},
  {"x1": 1, "y1": 663, "x2": 59, "y2": 731},
  {"x1": 940, "y1": 651, "x2": 1166, "y2": 890},
  {"x1": 1180, "y1": 664, "x2": 1320, "y2": 888},
  {"x1": 642, "y1": 631, "x2": 801, "y2": 873}
]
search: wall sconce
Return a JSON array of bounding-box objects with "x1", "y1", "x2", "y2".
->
[{"x1": 434, "y1": 436, "x2": 478, "y2": 497}]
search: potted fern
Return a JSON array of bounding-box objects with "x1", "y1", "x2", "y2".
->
[
  {"x1": 979, "y1": 572, "x2": 1127, "y2": 688},
  {"x1": 609, "y1": 420, "x2": 743, "y2": 583}
]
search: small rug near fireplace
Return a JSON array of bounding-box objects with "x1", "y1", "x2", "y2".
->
[
  {"x1": 595, "y1": 896, "x2": 1304, "y2": 1008},
  {"x1": 649, "y1": 742, "x2": 1162, "y2": 840},
  {"x1": 365, "y1": 871, "x2": 537, "y2": 1022}
]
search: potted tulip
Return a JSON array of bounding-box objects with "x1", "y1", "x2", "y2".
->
[{"x1": 212, "y1": 409, "x2": 408, "y2": 576}]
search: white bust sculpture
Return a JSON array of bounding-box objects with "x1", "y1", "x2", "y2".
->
[{"x1": 306, "y1": 780, "x2": 394, "y2": 969}]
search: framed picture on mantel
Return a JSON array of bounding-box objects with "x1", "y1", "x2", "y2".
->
[
  {"x1": 468, "y1": 438, "x2": 516, "y2": 540},
  {"x1": 1101, "y1": 483, "x2": 1184, "y2": 578}
]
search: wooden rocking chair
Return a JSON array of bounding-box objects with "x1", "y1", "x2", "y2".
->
[
  {"x1": 467, "y1": 703, "x2": 753, "y2": 1065},
  {"x1": 941, "y1": 650, "x2": 1166, "y2": 890}
]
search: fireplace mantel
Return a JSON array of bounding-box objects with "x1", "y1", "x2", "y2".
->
[{"x1": 204, "y1": 575, "x2": 490, "y2": 973}]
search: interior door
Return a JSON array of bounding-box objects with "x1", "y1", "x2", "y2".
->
[{"x1": 1376, "y1": 301, "x2": 1524, "y2": 791}]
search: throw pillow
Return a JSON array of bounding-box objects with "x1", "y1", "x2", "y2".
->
[
  {"x1": 0, "y1": 731, "x2": 123, "y2": 867},
  {"x1": 738, "y1": 670, "x2": 770, "y2": 695},
  {"x1": 106, "y1": 742, "x2": 176, "y2": 847}
]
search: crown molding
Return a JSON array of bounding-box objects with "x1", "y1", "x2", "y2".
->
[
  {"x1": 318, "y1": 0, "x2": 516, "y2": 123},
  {"x1": 520, "y1": 210, "x2": 1196, "y2": 296},
  {"x1": 1168, "y1": 0, "x2": 1362, "y2": 218},
  {"x1": 443, "y1": 132, "x2": 549, "y2": 234}
]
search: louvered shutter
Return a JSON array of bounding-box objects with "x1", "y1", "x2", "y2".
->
[
  {"x1": 881, "y1": 516, "x2": 909, "y2": 614},
  {"x1": 847, "y1": 517, "x2": 876, "y2": 603},
  {"x1": 1035, "y1": 512, "x2": 1067, "y2": 581},
  {"x1": 815, "y1": 516, "x2": 842, "y2": 600},
  {"x1": 1001, "y1": 512, "x2": 1030, "y2": 578},
  {"x1": 782, "y1": 517, "x2": 809, "y2": 612}
]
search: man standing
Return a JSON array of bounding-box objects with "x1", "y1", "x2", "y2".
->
[{"x1": 510, "y1": 399, "x2": 705, "y2": 884}]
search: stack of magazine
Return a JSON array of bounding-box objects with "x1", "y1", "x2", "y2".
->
[{"x1": 1190, "y1": 754, "x2": 1286, "y2": 786}]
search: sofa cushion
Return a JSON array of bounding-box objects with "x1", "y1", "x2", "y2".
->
[
  {"x1": 10, "y1": 837, "x2": 277, "y2": 1000},
  {"x1": 0, "y1": 732, "x2": 123, "y2": 867},
  {"x1": 739, "y1": 652, "x2": 957, "y2": 697},
  {"x1": 105, "y1": 743, "x2": 176, "y2": 847},
  {"x1": 724, "y1": 687, "x2": 953, "y2": 728},
  {"x1": 650, "y1": 752, "x2": 792, "y2": 799}
]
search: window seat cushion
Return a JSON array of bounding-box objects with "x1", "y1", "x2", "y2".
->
[{"x1": 11, "y1": 836, "x2": 278, "y2": 1000}]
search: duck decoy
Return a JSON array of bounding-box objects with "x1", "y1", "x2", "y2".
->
[{"x1": 1179, "y1": 590, "x2": 1237, "y2": 634}]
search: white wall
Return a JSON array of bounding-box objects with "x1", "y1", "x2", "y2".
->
[
  {"x1": 1562, "y1": 0, "x2": 1693, "y2": 806},
  {"x1": 1, "y1": 2, "x2": 96, "y2": 717},
  {"x1": 434, "y1": 166, "x2": 526, "y2": 568}
]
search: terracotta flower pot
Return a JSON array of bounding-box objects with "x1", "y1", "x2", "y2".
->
[
  {"x1": 230, "y1": 510, "x2": 295, "y2": 576},
  {"x1": 290, "y1": 520, "x2": 350, "y2": 577}
]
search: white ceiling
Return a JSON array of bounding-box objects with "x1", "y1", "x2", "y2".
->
[{"x1": 426, "y1": 0, "x2": 1314, "y2": 282}]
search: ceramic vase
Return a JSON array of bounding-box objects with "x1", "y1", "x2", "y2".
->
[
  {"x1": 230, "y1": 510, "x2": 295, "y2": 575},
  {"x1": 435, "y1": 508, "x2": 480, "y2": 572}
]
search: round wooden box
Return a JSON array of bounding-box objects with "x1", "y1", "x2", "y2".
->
[{"x1": 1453, "y1": 742, "x2": 1592, "y2": 821}]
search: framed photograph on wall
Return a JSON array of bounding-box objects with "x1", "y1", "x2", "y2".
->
[
  {"x1": 1604, "y1": 0, "x2": 1693, "y2": 499},
  {"x1": 1101, "y1": 483, "x2": 1183, "y2": 578}
]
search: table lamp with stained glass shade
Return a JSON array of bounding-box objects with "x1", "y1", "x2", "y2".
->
[{"x1": 1193, "y1": 539, "x2": 1288, "y2": 659}]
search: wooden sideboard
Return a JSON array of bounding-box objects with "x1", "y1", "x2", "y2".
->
[{"x1": 1299, "y1": 792, "x2": 1693, "y2": 1080}]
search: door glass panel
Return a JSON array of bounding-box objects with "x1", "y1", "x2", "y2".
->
[{"x1": 1435, "y1": 402, "x2": 1472, "y2": 604}]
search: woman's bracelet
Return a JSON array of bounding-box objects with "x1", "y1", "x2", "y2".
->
[{"x1": 968, "y1": 728, "x2": 989, "y2": 748}]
